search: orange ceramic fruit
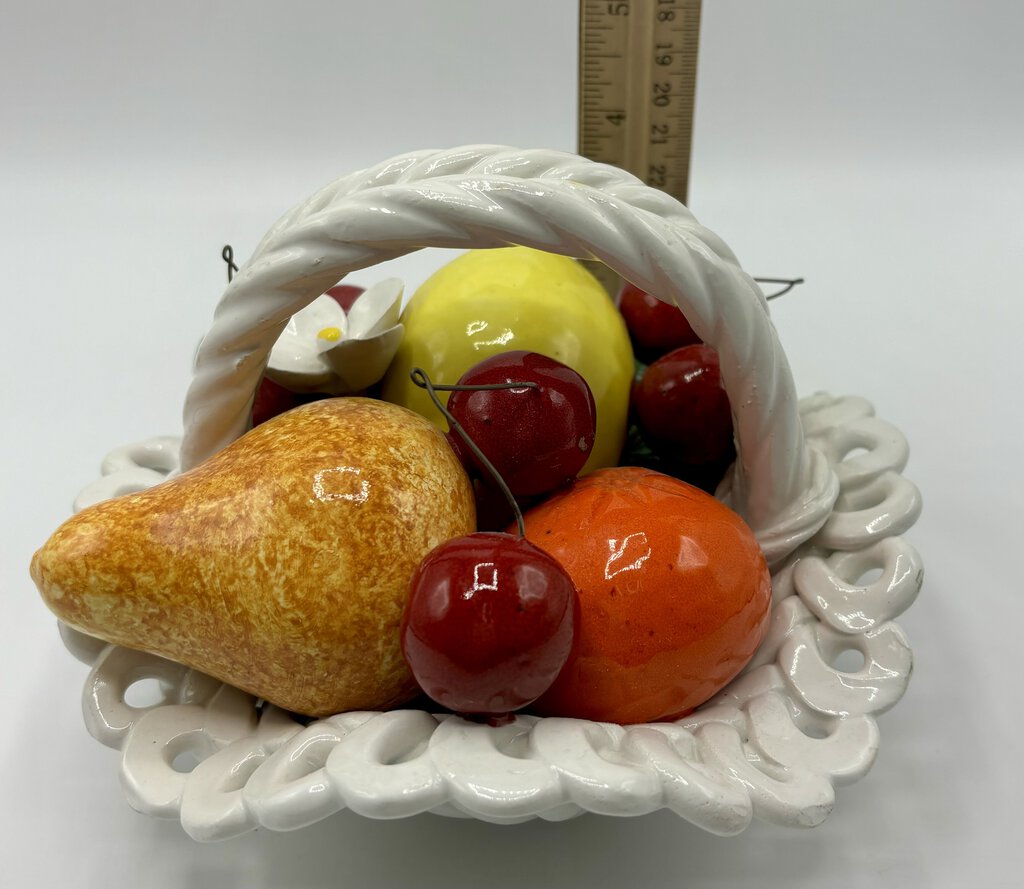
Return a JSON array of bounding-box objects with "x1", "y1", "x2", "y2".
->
[{"x1": 522, "y1": 466, "x2": 771, "y2": 724}]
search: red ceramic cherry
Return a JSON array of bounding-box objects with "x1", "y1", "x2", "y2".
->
[
  {"x1": 325, "y1": 283, "x2": 365, "y2": 314},
  {"x1": 633, "y1": 344, "x2": 735, "y2": 473},
  {"x1": 618, "y1": 281, "x2": 701, "y2": 361},
  {"x1": 401, "y1": 532, "x2": 578, "y2": 721},
  {"x1": 251, "y1": 376, "x2": 301, "y2": 427},
  {"x1": 445, "y1": 351, "x2": 597, "y2": 498}
]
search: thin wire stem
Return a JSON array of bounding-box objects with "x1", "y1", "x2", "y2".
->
[
  {"x1": 222, "y1": 245, "x2": 239, "y2": 282},
  {"x1": 410, "y1": 368, "x2": 526, "y2": 537},
  {"x1": 422, "y1": 380, "x2": 540, "y2": 392},
  {"x1": 754, "y1": 276, "x2": 805, "y2": 300}
]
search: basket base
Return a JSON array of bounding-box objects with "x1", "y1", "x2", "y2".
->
[{"x1": 61, "y1": 392, "x2": 921, "y2": 840}]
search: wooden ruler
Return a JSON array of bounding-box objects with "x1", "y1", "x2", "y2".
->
[{"x1": 578, "y1": 0, "x2": 702, "y2": 292}]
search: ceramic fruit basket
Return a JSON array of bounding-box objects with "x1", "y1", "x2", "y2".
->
[{"x1": 41, "y1": 146, "x2": 922, "y2": 840}]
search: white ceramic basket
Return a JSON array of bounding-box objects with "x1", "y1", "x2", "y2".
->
[{"x1": 60, "y1": 146, "x2": 922, "y2": 840}]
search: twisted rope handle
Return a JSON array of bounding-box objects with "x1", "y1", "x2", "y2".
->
[{"x1": 182, "y1": 145, "x2": 837, "y2": 564}]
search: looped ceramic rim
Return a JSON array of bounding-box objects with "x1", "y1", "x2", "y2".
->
[
  {"x1": 65, "y1": 392, "x2": 923, "y2": 838},
  {"x1": 181, "y1": 145, "x2": 838, "y2": 566}
]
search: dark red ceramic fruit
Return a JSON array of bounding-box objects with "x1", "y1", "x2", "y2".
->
[
  {"x1": 445, "y1": 350, "x2": 597, "y2": 498},
  {"x1": 250, "y1": 376, "x2": 301, "y2": 427},
  {"x1": 633, "y1": 344, "x2": 735, "y2": 470},
  {"x1": 617, "y1": 281, "x2": 701, "y2": 361},
  {"x1": 471, "y1": 479, "x2": 542, "y2": 533},
  {"x1": 325, "y1": 283, "x2": 365, "y2": 313},
  {"x1": 400, "y1": 532, "x2": 579, "y2": 720}
]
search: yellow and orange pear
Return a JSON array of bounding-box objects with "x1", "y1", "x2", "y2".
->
[{"x1": 30, "y1": 398, "x2": 476, "y2": 717}]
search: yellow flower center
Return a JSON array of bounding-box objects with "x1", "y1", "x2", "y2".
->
[{"x1": 317, "y1": 326, "x2": 342, "y2": 343}]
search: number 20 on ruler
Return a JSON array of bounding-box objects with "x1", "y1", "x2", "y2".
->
[{"x1": 579, "y1": 0, "x2": 701, "y2": 205}]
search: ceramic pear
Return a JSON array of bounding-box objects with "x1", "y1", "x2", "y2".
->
[{"x1": 30, "y1": 398, "x2": 476, "y2": 716}]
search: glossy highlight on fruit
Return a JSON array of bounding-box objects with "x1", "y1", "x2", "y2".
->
[
  {"x1": 381, "y1": 247, "x2": 634, "y2": 474},
  {"x1": 520, "y1": 467, "x2": 771, "y2": 724},
  {"x1": 446, "y1": 350, "x2": 597, "y2": 497},
  {"x1": 401, "y1": 532, "x2": 579, "y2": 719}
]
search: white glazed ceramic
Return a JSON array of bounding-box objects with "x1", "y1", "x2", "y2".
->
[
  {"x1": 55, "y1": 146, "x2": 922, "y2": 840},
  {"x1": 265, "y1": 277, "x2": 405, "y2": 394}
]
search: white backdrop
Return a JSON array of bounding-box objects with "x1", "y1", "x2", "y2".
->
[{"x1": 3, "y1": 2, "x2": 1022, "y2": 887}]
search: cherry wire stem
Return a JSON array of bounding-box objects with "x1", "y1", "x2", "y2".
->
[
  {"x1": 410, "y1": 368, "x2": 527, "y2": 538},
  {"x1": 418, "y1": 380, "x2": 540, "y2": 392},
  {"x1": 754, "y1": 276, "x2": 805, "y2": 300}
]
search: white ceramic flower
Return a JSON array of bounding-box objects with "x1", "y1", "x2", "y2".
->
[{"x1": 266, "y1": 278, "x2": 404, "y2": 394}]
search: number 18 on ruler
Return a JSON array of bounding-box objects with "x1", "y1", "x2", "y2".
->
[{"x1": 579, "y1": 0, "x2": 702, "y2": 206}]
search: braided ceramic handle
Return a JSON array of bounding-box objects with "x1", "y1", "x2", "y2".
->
[{"x1": 182, "y1": 145, "x2": 837, "y2": 564}]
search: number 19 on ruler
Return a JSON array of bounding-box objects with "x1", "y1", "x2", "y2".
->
[{"x1": 578, "y1": 0, "x2": 702, "y2": 206}]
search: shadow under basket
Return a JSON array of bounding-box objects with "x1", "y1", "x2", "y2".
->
[{"x1": 57, "y1": 146, "x2": 922, "y2": 841}]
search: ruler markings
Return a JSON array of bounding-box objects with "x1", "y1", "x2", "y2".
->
[
  {"x1": 578, "y1": 0, "x2": 702, "y2": 293},
  {"x1": 578, "y1": 0, "x2": 700, "y2": 204}
]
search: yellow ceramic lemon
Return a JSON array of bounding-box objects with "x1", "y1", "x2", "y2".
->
[{"x1": 382, "y1": 247, "x2": 634, "y2": 474}]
